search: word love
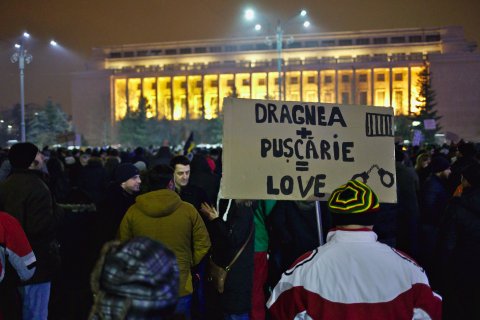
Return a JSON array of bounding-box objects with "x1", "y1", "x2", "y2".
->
[{"x1": 267, "y1": 174, "x2": 326, "y2": 198}]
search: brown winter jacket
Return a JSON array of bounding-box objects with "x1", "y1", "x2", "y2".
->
[{"x1": 118, "y1": 189, "x2": 211, "y2": 297}]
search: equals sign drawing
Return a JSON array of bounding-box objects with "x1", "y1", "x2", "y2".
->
[{"x1": 296, "y1": 161, "x2": 309, "y2": 172}]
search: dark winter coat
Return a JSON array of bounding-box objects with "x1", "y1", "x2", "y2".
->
[
  {"x1": 96, "y1": 183, "x2": 137, "y2": 245},
  {"x1": 394, "y1": 162, "x2": 420, "y2": 258},
  {"x1": 438, "y1": 186, "x2": 480, "y2": 319},
  {"x1": 206, "y1": 200, "x2": 254, "y2": 317},
  {"x1": 189, "y1": 154, "x2": 221, "y2": 205},
  {"x1": 0, "y1": 169, "x2": 62, "y2": 284},
  {"x1": 268, "y1": 201, "x2": 323, "y2": 276},
  {"x1": 420, "y1": 174, "x2": 451, "y2": 226},
  {"x1": 178, "y1": 184, "x2": 210, "y2": 213},
  {"x1": 76, "y1": 157, "x2": 107, "y2": 204}
]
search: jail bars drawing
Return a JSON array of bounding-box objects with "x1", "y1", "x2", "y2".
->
[{"x1": 365, "y1": 113, "x2": 394, "y2": 137}]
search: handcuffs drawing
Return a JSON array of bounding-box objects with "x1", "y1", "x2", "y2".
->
[{"x1": 351, "y1": 164, "x2": 395, "y2": 188}]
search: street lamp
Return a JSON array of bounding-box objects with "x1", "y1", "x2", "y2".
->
[
  {"x1": 10, "y1": 32, "x2": 58, "y2": 142},
  {"x1": 10, "y1": 33, "x2": 32, "y2": 142},
  {"x1": 244, "y1": 9, "x2": 310, "y2": 100}
]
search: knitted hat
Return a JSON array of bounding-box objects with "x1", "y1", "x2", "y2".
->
[
  {"x1": 115, "y1": 163, "x2": 140, "y2": 183},
  {"x1": 328, "y1": 180, "x2": 380, "y2": 226},
  {"x1": 8, "y1": 142, "x2": 39, "y2": 169},
  {"x1": 429, "y1": 156, "x2": 450, "y2": 174},
  {"x1": 462, "y1": 163, "x2": 480, "y2": 187},
  {"x1": 90, "y1": 237, "x2": 179, "y2": 319},
  {"x1": 133, "y1": 161, "x2": 147, "y2": 172}
]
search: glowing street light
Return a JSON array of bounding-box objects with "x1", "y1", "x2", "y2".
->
[
  {"x1": 244, "y1": 9, "x2": 311, "y2": 100},
  {"x1": 244, "y1": 9, "x2": 255, "y2": 21},
  {"x1": 10, "y1": 32, "x2": 59, "y2": 142}
]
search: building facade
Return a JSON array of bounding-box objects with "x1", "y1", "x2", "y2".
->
[{"x1": 72, "y1": 26, "x2": 480, "y2": 146}]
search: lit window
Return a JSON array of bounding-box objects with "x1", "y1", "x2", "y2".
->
[{"x1": 359, "y1": 92, "x2": 368, "y2": 105}]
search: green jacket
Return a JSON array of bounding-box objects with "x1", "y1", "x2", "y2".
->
[
  {"x1": 254, "y1": 200, "x2": 277, "y2": 252},
  {"x1": 119, "y1": 189, "x2": 211, "y2": 297}
]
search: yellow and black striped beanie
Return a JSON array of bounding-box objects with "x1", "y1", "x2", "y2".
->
[{"x1": 328, "y1": 180, "x2": 380, "y2": 226}]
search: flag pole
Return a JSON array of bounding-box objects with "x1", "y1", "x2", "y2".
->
[{"x1": 315, "y1": 201, "x2": 325, "y2": 245}]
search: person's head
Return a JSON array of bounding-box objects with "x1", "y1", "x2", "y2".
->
[
  {"x1": 147, "y1": 165, "x2": 174, "y2": 191},
  {"x1": 89, "y1": 237, "x2": 179, "y2": 320},
  {"x1": 170, "y1": 155, "x2": 190, "y2": 190},
  {"x1": 415, "y1": 152, "x2": 431, "y2": 170},
  {"x1": 133, "y1": 161, "x2": 147, "y2": 173},
  {"x1": 327, "y1": 180, "x2": 380, "y2": 228},
  {"x1": 394, "y1": 145, "x2": 405, "y2": 163},
  {"x1": 461, "y1": 163, "x2": 480, "y2": 189},
  {"x1": 46, "y1": 157, "x2": 65, "y2": 176},
  {"x1": 79, "y1": 153, "x2": 90, "y2": 166},
  {"x1": 115, "y1": 163, "x2": 141, "y2": 194},
  {"x1": 8, "y1": 142, "x2": 42, "y2": 170},
  {"x1": 429, "y1": 156, "x2": 451, "y2": 180},
  {"x1": 457, "y1": 141, "x2": 476, "y2": 158}
]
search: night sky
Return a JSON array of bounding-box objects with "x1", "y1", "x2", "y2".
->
[{"x1": 0, "y1": 0, "x2": 479, "y2": 115}]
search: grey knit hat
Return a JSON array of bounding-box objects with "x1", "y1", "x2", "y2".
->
[{"x1": 89, "y1": 237, "x2": 179, "y2": 319}]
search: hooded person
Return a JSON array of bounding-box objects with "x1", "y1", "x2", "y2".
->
[
  {"x1": 118, "y1": 164, "x2": 211, "y2": 319},
  {"x1": 419, "y1": 155, "x2": 452, "y2": 282},
  {"x1": 89, "y1": 237, "x2": 179, "y2": 320},
  {"x1": 267, "y1": 180, "x2": 442, "y2": 320},
  {"x1": 96, "y1": 163, "x2": 141, "y2": 248},
  {"x1": 0, "y1": 142, "x2": 62, "y2": 319},
  {"x1": 8, "y1": 142, "x2": 40, "y2": 170},
  {"x1": 449, "y1": 141, "x2": 478, "y2": 194},
  {"x1": 438, "y1": 162, "x2": 480, "y2": 319}
]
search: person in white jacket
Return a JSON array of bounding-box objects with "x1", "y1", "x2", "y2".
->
[{"x1": 267, "y1": 179, "x2": 442, "y2": 320}]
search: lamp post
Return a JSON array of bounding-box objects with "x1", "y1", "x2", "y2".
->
[
  {"x1": 10, "y1": 33, "x2": 59, "y2": 142},
  {"x1": 10, "y1": 32, "x2": 32, "y2": 142},
  {"x1": 245, "y1": 9, "x2": 310, "y2": 101}
]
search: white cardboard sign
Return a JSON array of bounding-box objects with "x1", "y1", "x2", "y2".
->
[{"x1": 221, "y1": 98, "x2": 397, "y2": 203}]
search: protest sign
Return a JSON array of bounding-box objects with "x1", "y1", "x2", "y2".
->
[{"x1": 221, "y1": 98, "x2": 397, "y2": 203}]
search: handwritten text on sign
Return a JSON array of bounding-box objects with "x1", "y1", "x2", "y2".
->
[{"x1": 221, "y1": 98, "x2": 396, "y2": 202}]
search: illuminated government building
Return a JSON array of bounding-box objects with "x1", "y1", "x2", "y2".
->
[{"x1": 72, "y1": 25, "x2": 480, "y2": 145}]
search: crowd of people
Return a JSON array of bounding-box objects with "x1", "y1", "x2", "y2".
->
[{"x1": 0, "y1": 139, "x2": 478, "y2": 319}]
